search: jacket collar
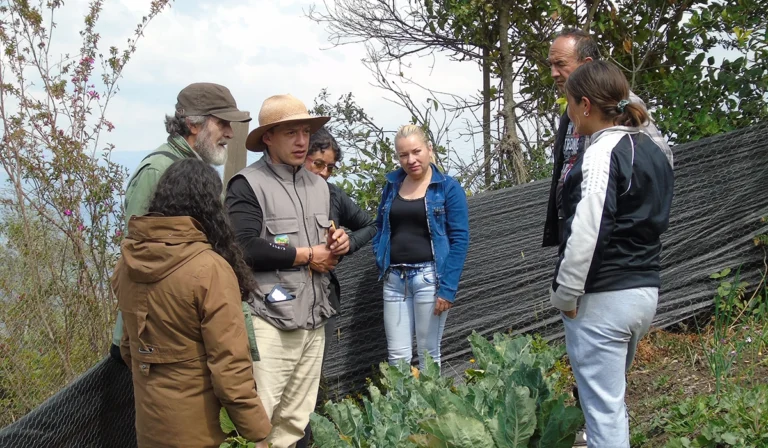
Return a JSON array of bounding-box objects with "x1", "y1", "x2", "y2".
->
[
  {"x1": 592, "y1": 126, "x2": 642, "y2": 145},
  {"x1": 167, "y1": 135, "x2": 200, "y2": 160},
  {"x1": 385, "y1": 163, "x2": 446, "y2": 185},
  {"x1": 260, "y1": 153, "x2": 306, "y2": 182}
]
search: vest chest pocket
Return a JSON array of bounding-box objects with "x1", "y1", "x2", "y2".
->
[
  {"x1": 265, "y1": 217, "x2": 300, "y2": 248},
  {"x1": 315, "y1": 213, "x2": 332, "y2": 246}
]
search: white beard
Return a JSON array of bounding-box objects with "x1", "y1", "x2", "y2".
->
[{"x1": 194, "y1": 126, "x2": 228, "y2": 166}]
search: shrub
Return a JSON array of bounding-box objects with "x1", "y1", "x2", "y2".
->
[
  {"x1": 310, "y1": 331, "x2": 583, "y2": 447},
  {"x1": 662, "y1": 384, "x2": 768, "y2": 448}
]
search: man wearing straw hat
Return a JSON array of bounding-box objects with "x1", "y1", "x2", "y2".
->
[{"x1": 225, "y1": 94, "x2": 348, "y2": 447}]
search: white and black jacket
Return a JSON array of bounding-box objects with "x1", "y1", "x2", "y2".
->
[{"x1": 550, "y1": 126, "x2": 674, "y2": 311}]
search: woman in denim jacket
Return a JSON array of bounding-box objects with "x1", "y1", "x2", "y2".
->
[{"x1": 372, "y1": 125, "x2": 470, "y2": 371}]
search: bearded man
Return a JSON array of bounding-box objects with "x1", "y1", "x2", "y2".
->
[{"x1": 109, "y1": 82, "x2": 252, "y2": 364}]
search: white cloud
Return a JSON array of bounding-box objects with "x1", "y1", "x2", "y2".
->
[{"x1": 34, "y1": 0, "x2": 483, "y2": 172}]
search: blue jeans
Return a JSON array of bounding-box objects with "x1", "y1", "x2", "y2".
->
[{"x1": 383, "y1": 263, "x2": 448, "y2": 371}]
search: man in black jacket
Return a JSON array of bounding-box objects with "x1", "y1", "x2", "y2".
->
[
  {"x1": 543, "y1": 28, "x2": 673, "y2": 248},
  {"x1": 301, "y1": 126, "x2": 376, "y2": 344},
  {"x1": 296, "y1": 126, "x2": 376, "y2": 448}
]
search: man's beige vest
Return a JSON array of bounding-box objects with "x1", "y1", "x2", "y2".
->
[{"x1": 237, "y1": 155, "x2": 334, "y2": 331}]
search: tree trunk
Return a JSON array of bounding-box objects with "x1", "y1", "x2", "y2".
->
[
  {"x1": 498, "y1": 0, "x2": 527, "y2": 185},
  {"x1": 483, "y1": 46, "x2": 492, "y2": 188}
]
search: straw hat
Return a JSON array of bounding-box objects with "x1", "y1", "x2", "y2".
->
[{"x1": 245, "y1": 94, "x2": 330, "y2": 152}]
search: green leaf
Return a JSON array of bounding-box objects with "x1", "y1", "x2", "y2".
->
[
  {"x1": 536, "y1": 397, "x2": 584, "y2": 448},
  {"x1": 325, "y1": 399, "x2": 366, "y2": 440},
  {"x1": 721, "y1": 432, "x2": 739, "y2": 444},
  {"x1": 419, "y1": 413, "x2": 495, "y2": 447},
  {"x1": 310, "y1": 413, "x2": 352, "y2": 447},
  {"x1": 219, "y1": 407, "x2": 237, "y2": 435},
  {"x1": 488, "y1": 385, "x2": 537, "y2": 447},
  {"x1": 468, "y1": 331, "x2": 504, "y2": 368}
]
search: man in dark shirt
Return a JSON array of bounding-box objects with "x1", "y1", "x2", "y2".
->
[
  {"x1": 302, "y1": 126, "x2": 376, "y2": 312},
  {"x1": 296, "y1": 126, "x2": 376, "y2": 448},
  {"x1": 543, "y1": 29, "x2": 673, "y2": 248}
]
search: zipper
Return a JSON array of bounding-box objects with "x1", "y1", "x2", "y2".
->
[
  {"x1": 402, "y1": 268, "x2": 407, "y2": 302},
  {"x1": 294, "y1": 171, "x2": 317, "y2": 330}
]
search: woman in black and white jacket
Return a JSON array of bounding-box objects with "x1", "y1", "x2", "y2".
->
[{"x1": 550, "y1": 60, "x2": 674, "y2": 448}]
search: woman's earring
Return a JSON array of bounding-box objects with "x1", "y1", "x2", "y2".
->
[{"x1": 583, "y1": 111, "x2": 589, "y2": 117}]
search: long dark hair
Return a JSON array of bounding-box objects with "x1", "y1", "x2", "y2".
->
[
  {"x1": 148, "y1": 158, "x2": 256, "y2": 299},
  {"x1": 564, "y1": 60, "x2": 650, "y2": 128}
]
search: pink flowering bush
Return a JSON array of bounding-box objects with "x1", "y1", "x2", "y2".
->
[{"x1": 0, "y1": 0, "x2": 172, "y2": 425}]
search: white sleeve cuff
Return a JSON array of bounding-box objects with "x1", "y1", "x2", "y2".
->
[{"x1": 550, "y1": 285, "x2": 582, "y2": 312}]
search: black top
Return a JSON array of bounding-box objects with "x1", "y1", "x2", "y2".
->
[
  {"x1": 389, "y1": 195, "x2": 433, "y2": 265},
  {"x1": 327, "y1": 182, "x2": 377, "y2": 309},
  {"x1": 328, "y1": 183, "x2": 377, "y2": 255}
]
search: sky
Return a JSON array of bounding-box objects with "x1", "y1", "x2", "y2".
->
[
  {"x1": 4, "y1": 0, "x2": 745, "y2": 188},
  {"x1": 52, "y1": 0, "x2": 484, "y2": 176}
]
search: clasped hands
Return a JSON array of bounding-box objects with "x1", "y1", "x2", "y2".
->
[{"x1": 309, "y1": 225, "x2": 349, "y2": 273}]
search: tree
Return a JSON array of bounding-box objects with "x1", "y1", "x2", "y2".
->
[
  {"x1": 587, "y1": 0, "x2": 768, "y2": 143},
  {"x1": 312, "y1": 89, "x2": 398, "y2": 213},
  {"x1": 0, "y1": 0, "x2": 172, "y2": 425},
  {"x1": 309, "y1": 0, "x2": 768, "y2": 192}
]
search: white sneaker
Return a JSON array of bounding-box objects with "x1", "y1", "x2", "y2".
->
[{"x1": 573, "y1": 429, "x2": 588, "y2": 446}]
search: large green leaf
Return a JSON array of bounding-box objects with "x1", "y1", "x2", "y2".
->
[
  {"x1": 325, "y1": 399, "x2": 367, "y2": 444},
  {"x1": 536, "y1": 397, "x2": 584, "y2": 448},
  {"x1": 419, "y1": 413, "x2": 495, "y2": 447},
  {"x1": 468, "y1": 331, "x2": 505, "y2": 368},
  {"x1": 510, "y1": 364, "x2": 551, "y2": 408},
  {"x1": 487, "y1": 385, "x2": 537, "y2": 448},
  {"x1": 310, "y1": 413, "x2": 353, "y2": 448}
]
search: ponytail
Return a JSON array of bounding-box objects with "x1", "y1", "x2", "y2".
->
[{"x1": 615, "y1": 102, "x2": 650, "y2": 128}]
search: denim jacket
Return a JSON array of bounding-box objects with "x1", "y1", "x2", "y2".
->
[{"x1": 372, "y1": 164, "x2": 470, "y2": 302}]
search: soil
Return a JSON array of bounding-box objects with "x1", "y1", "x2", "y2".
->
[{"x1": 623, "y1": 327, "x2": 768, "y2": 447}]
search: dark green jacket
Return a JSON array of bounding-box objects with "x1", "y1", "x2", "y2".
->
[{"x1": 112, "y1": 136, "x2": 198, "y2": 346}]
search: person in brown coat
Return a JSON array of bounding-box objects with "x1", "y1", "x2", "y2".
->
[{"x1": 113, "y1": 158, "x2": 271, "y2": 447}]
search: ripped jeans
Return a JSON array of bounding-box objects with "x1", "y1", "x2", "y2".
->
[{"x1": 382, "y1": 262, "x2": 448, "y2": 371}]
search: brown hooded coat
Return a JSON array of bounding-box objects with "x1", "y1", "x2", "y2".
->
[{"x1": 113, "y1": 215, "x2": 271, "y2": 447}]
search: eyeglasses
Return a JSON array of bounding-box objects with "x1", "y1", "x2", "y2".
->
[{"x1": 308, "y1": 157, "x2": 338, "y2": 173}]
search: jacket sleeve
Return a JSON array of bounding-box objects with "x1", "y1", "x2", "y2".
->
[
  {"x1": 198, "y1": 256, "x2": 272, "y2": 442},
  {"x1": 336, "y1": 186, "x2": 377, "y2": 254},
  {"x1": 371, "y1": 183, "x2": 390, "y2": 260},
  {"x1": 226, "y1": 176, "x2": 297, "y2": 270},
  {"x1": 550, "y1": 144, "x2": 619, "y2": 312},
  {"x1": 124, "y1": 166, "x2": 161, "y2": 230},
  {"x1": 543, "y1": 112, "x2": 572, "y2": 247},
  {"x1": 438, "y1": 179, "x2": 470, "y2": 303}
]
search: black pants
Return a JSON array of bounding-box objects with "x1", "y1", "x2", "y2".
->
[{"x1": 109, "y1": 343, "x2": 126, "y2": 366}]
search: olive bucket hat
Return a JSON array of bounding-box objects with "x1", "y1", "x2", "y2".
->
[{"x1": 175, "y1": 83, "x2": 251, "y2": 123}]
